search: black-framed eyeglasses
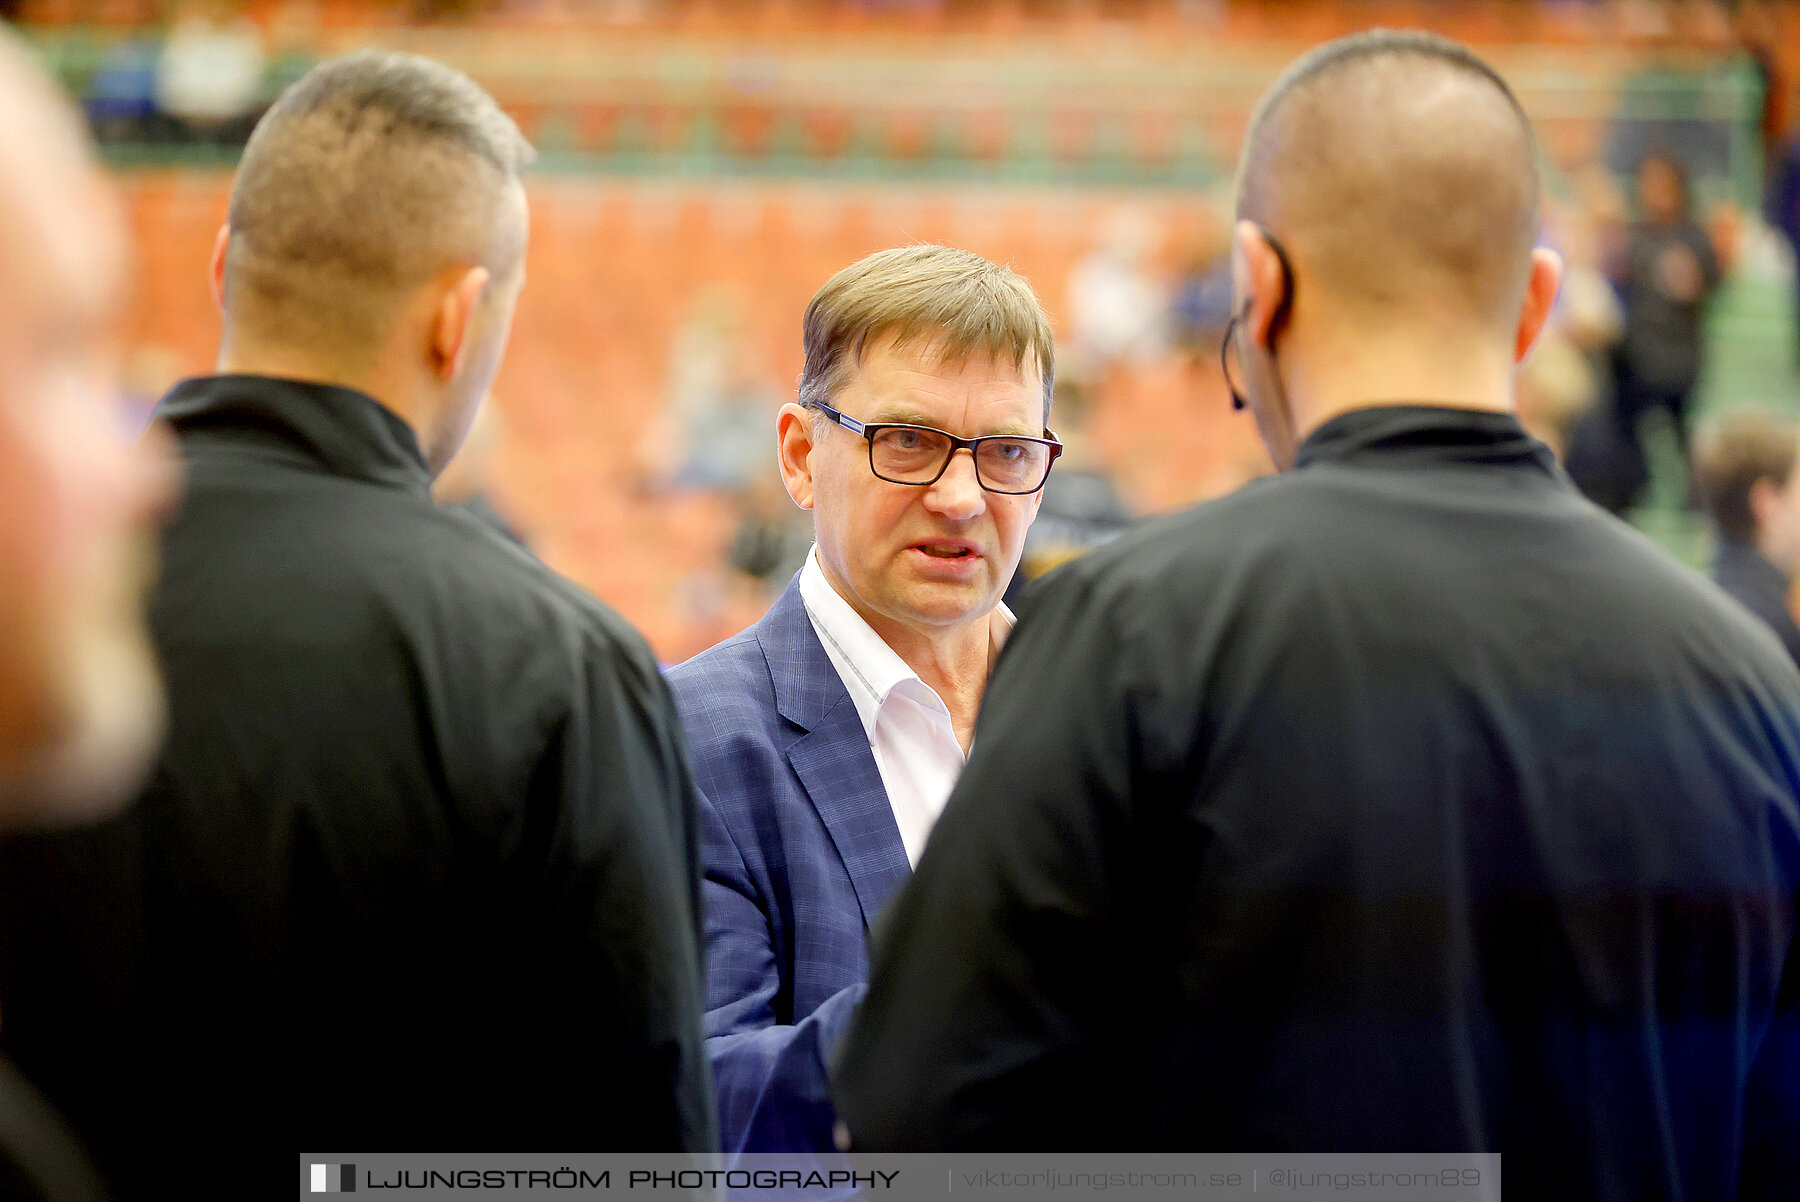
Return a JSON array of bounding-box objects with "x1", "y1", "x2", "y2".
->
[
  {"x1": 804, "y1": 400, "x2": 1063, "y2": 495},
  {"x1": 1221, "y1": 227, "x2": 1295, "y2": 412}
]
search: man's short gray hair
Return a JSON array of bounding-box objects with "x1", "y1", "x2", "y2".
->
[{"x1": 798, "y1": 245, "x2": 1056, "y2": 426}]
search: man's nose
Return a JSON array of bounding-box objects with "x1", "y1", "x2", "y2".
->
[{"x1": 923, "y1": 447, "x2": 986, "y2": 519}]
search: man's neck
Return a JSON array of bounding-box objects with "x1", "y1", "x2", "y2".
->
[
  {"x1": 1281, "y1": 323, "x2": 1517, "y2": 450},
  {"x1": 818, "y1": 563, "x2": 1000, "y2": 755},
  {"x1": 216, "y1": 342, "x2": 427, "y2": 442},
  {"x1": 881, "y1": 617, "x2": 996, "y2": 755}
]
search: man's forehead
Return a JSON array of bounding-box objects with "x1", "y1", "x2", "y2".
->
[
  {"x1": 854, "y1": 330, "x2": 1040, "y2": 396},
  {"x1": 856, "y1": 377, "x2": 1041, "y2": 436}
]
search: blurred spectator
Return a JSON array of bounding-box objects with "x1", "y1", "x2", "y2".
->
[
  {"x1": 153, "y1": 0, "x2": 266, "y2": 145},
  {"x1": 640, "y1": 283, "x2": 781, "y2": 494},
  {"x1": 1694, "y1": 408, "x2": 1800, "y2": 665},
  {"x1": 1617, "y1": 151, "x2": 1721, "y2": 453},
  {"x1": 82, "y1": 33, "x2": 160, "y2": 144},
  {"x1": 1168, "y1": 206, "x2": 1234, "y2": 370},
  {"x1": 1571, "y1": 151, "x2": 1720, "y2": 513},
  {"x1": 1063, "y1": 206, "x2": 1168, "y2": 389}
]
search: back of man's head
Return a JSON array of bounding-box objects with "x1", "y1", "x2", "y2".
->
[
  {"x1": 222, "y1": 50, "x2": 533, "y2": 371},
  {"x1": 1236, "y1": 29, "x2": 1541, "y2": 337}
]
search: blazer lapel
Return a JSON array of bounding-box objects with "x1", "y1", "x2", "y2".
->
[{"x1": 759, "y1": 579, "x2": 912, "y2": 929}]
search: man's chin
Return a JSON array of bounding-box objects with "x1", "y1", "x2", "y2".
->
[
  {"x1": 890, "y1": 579, "x2": 1003, "y2": 631},
  {"x1": 0, "y1": 634, "x2": 165, "y2": 830}
]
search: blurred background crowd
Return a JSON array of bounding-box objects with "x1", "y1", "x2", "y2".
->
[{"x1": 10, "y1": 0, "x2": 1800, "y2": 660}]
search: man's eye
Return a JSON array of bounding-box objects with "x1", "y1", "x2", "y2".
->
[{"x1": 987, "y1": 440, "x2": 1027, "y2": 462}]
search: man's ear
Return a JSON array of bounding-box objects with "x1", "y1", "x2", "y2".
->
[
  {"x1": 1750, "y1": 475, "x2": 1779, "y2": 531},
  {"x1": 1514, "y1": 247, "x2": 1565, "y2": 364},
  {"x1": 776, "y1": 402, "x2": 818, "y2": 511},
  {"x1": 431, "y1": 266, "x2": 492, "y2": 382},
  {"x1": 208, "y1": 224, "x2": 230, "y2": 312},
  {"x1": 1233, "y1": 219, "x2": 1289, "y2": 351}
]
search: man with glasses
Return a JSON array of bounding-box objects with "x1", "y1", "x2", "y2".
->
[
  {"x1": 667, "y1": 244, "x2": 1058, "y2": 1154},
  {"x1": 835, "y1": 31, "x2": 1798, "y2": 1196}
]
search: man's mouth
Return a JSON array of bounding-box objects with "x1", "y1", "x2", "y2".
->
[{"x1": 915, "y1": 542, "x2": 978, "y2": 560}]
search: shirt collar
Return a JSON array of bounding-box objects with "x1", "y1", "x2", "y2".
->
[
  {"x1": 1293, "y1": 404, "x2": 1557, "y2": 475},
  {"x1": 155, "y1": 374, "x2": 431, "y2": 493},
  {"x1": 798, "y1": 548, "x2": 1014, "y2": 737}
]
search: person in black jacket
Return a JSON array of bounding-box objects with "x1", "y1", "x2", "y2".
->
[
  {"x1": 0, "y1": 50, "x2": 716, "y2": 1196},
  {"x1": 1612, "y1": 152, "x2": 1721, "y2": 464},
  {"x1": 0, "y1": 30, "x2": 175, "y2": 1202},
  {"x1": 835, "y1": 31, "x2": 1800, "y2": 1201},
  {"x1": 1696, "y1": 409, "x2": 1800, "y2": 667}
]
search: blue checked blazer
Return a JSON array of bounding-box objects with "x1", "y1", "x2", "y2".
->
[{"x1": 666, "y1": 576, "x2": 911, "y2": 1155}]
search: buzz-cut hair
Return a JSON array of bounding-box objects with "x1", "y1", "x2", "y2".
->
[
  {"x1": 224, "y1": 50, "x2": 534, "y2": 358},
  {"x1": 798, "y1": 244, "x2": 1056, "y2": 425},
  {"x1": 1235, "y1": 30, "x2": 1542, "y2": 332},
  {"x1": 1241, "y1": 29, "x2": 1533, "y2": 184}
]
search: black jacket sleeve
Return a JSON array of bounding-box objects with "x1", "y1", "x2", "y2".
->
[
  {"x1": 832, "y1": 563, "x2": 1156, "y2": 1149},
  {"x1": 506, "y1": 623, "x2": 719, "y2": 1152}
]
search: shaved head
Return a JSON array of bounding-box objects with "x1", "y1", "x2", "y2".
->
[
  {"x1": 224, "y1": 50, "x2": 533, "y2": 366},
  {"x1": 1236, "y1": 30, "x2": 1541, "y2": 333}
]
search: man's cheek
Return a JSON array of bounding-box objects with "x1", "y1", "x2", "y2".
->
[{"x1": 0, "y1": 420, "x2": 63, "y2": 591}]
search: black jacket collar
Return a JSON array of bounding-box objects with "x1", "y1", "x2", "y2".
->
[
  {"x1": 1294, "y1": 404, "x2": 1556, "y2": 474},
  {"x1": 155, "y1": 374, "x2": 430, "y2": 493}
]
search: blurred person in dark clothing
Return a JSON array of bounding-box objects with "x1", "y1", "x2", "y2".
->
[
  {"x1": 0, "y1": 30, "x2": 175, "y2": 1201},
  {"x1": 1568, "y1": 152, "x2": 1720, "y2": 514},
  {"x1": 0, "y1": 50, "x2": 716, "y2": 1197},
  {"x1": 835, "y1": 32, "x2": 1800, "y2": 1201},
  {"x1": 1613, "y1": 154, "x2": 1720, "y2": 465},
  {"x1": 1696, "y1": 409, "x2": 1800, "y2": 666}
]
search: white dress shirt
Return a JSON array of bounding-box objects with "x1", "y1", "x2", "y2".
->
[{"x1": 799, "y1": 549, "x2": 1013, "y2": 867}]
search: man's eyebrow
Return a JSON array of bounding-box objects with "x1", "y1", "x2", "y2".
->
[
  {"x1": 867, "y1": 405, "x2": 941, "y2": 427},
  {"x1": 867, "y1": 403, "x2": 1040, "y2": 437}
]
